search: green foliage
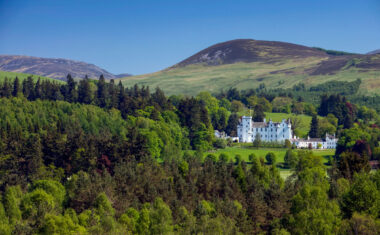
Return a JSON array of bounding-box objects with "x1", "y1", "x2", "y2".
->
[
  {"x1": 289, "y1": 185, "x2": 341, "y2": 234},
  {"x1": 265, "y1": 152, "x2": 276, "y2": 165},
  {"x1": 149, "y1": 197, "x2": 173, "y2": 234},
  {"x1": 21, "y1": 189, "x2": 56, "y2": 222},
  {"x1": 341, "y1": 173, "x2": 380, "y2": 218},
  {"x1": 284, "y1": 150, "x2": 298, "y2": 169},
  {"x1": 31, "y1": 180, "x2": 66, "y2": 209},
  {"x1": 40, "y1": 213, "x2": 86, "y2": 235},
  {"x1": 308, "y1": 115, "x2": 319, "y2": 138},
  {"x1": 3, "y1": 186, "x2": 22, "y2": 224}
]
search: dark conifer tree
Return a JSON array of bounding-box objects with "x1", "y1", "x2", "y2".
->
[
  {"x1": 117, "y1": 81, "x2": 125, "y2": 107},
  {"x1": 108, "y1": 79, "x2": 118, "y2": 109},
  {"x1": 97, "y1": 74, "x2": 107, "y2": 108},
  {"x1": 78, "y1": 75, "x2": 92, "y2": 104},
  {"x1": 152, "y1": 87, "x2": 167, "y2": 110},
  {"x1": 24, "y1": 76, "x2": 35, "y2": 100},
  {"x1": 65, "y1": 74, "x2": 77, "y2": 102},
  {"x1": 12, "y1": 77, "x2": 20, "y2": 97},
  {"x1": 253, "y1": 105, "x2": 265, "y2": 122},
  {"x1": 34, "y1": 78, "x2": 42, "y2": 100},
  {"x1": 1, "y1": 78, "x2": 11, "y2": 98},
  {"x1": 309, "y1": 114, "x2": 319, "y2": 138},
  {"x1": 226, "y1": 113, "x2": 239, "y2": 136}
]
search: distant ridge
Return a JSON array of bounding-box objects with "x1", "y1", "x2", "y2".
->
[
  {"x1": 119, "y1": 39, "x2": 380, "y2": 96},
  {"x1": 367, "y1": 49, "x2": 380, "y2": 55},
  {"x1": 0, "y1": 55, "x2": 131, "y2": 80},
  {"x1": 173, "y1": 39, "x2": 328, "y2": 67}
]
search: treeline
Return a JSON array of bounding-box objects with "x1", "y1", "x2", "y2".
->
[{"x1": 0, "y1": 75, "x2": 216, "y2": 151}]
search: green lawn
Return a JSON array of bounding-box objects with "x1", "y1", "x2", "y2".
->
[{"x1": 205, "y1": 146, "x2": 335, "y2": 166}]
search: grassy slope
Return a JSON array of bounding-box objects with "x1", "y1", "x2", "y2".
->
[
  {"x1": 0, "y1": 71, "x2": 63, "y2": 83},
  {"x1": 117, "y1": 57, "x2": 380, "y2": 96}
]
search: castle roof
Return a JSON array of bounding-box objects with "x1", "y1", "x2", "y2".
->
[{"x1": 252, "y1": 122, "x2": 266, "y2": 128}]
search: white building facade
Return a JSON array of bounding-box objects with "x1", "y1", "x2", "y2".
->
[
  {"x1": 237, "y1": 116, "x2": 292, "y2": 143},
  {"x1": 292, "y1": 134, "x2": 338, "y2": 149},
  {"x1": 237, "y1": 116, "x2": 338, "y2": 149}
]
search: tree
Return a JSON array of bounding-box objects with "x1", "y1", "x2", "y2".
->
[
  {"x1": 65, "y1": 74, "x2": 77, "y2": 103},
  {"x1": 253, "y1": 133, "x2": 261, "y2": 148},
  {"x1": 23, "y1": 76, "x2": 34, "y2": 99},
  {"x1": 230, "y1": 100, "x2": 244, "y2": 112},
  {"x1": 341, "y1": 173, "x2": 380, "y2": 218},
  {"x1": 1, "y1": 78, "x2": 11, "y2": 98},
  {"x1": 226, "y1": 113, "x2": 239, "y2": 136},
  {"x1": 78, "y1": 75, "x2": 92, "y2": 104},
  {"x1": 309, "y1": 115, "x2": 319, "y2": 138},
  {"x1": 339, "y1": 212, "x2": 380, "y2": 235},
  {"x1": 338, "y1": 151, "x2": 370, "y2": 180},
  {"x1": 285, "y1": 139, "x2": 292, "y2": 149},
  {"x1": 149, "y1": 198, "x2": 173, "y2": 234},
  {"x1": 265, "y1": 152, "x2": 276, "y2": 165},
  {"x1": 284, "y1": 150, "x2": 298, "y2": 169},
  {"x1": 3, "y1": 186, "x2": 22, "y2": 224},
  {"x1": 108, "y1": 79, "x2": 118, "y2": 109},
  {"x1": 12, "y1": 77, "x2": 20, "y2": 97},
  {"x1": 96, "y1": 75, "x2": 107, "y2": 108},
  {"x1": 34, "y1": 78, "x2": 42, "y2": 99},
  {"x1": 253, "y1": 105, "x2": 265, "y2": 122}
]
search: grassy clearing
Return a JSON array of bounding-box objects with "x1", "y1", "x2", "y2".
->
[
  {"x1": 205, "y1": 146, "x2": 335, "y2": 166},
  {"x1": 0, "y1": 71, "x2": 62, "y2": 83}
]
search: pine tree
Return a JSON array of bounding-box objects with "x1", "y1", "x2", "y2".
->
[
  {"x1": 253, "y1": 105, "x2": 265, "y2": 122},
  {"x1": 152, "y1": 87, "x2": 167, "y2": 110},
  {"x1": 117, "y1": 81, "x2": 125, "y2": 108},
  {"x1": 108, "y1": 79, "x2": 118, "y2": 108},
  {"x1": 309, "y1": 115, "x2": 319, "y2": 138},
  {"x1": 25, "y1": 76, "x2": 35, "y2": 100},
  {"x1": 65, "y1": 74, "x2": 77, "y2": 102},
  {"x1": 34, "y1": 78, "x2": 42, "y2": 100},
  {"x1": 78, "y1": 75, "x2": 92, "y2": 104},
  {"x1": 97, "y1": 74, "x2": 107, "y2": 108},
  {"x1": 12, "y1": 77, "x2": 20, "y2": 97},
  {"x1": 1, "y1": 78, "x2": 11, "y2": 98},
  {"x1": 226, "y1": 113, "x2": 239, "y2": 136}
]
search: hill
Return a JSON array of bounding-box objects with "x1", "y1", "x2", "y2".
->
[
  {"x1": 0, "y1": 70, "x2": 64, "y2": 84},
  {"x1": 368, "y1": 49, "x2": 380, "y2": 55},
  {"x1": 0, "y1": 55, "x2": 131, "y2": 80},
  {"x1": 118, "y1": 39, "x2": 380, "y2": 96}
]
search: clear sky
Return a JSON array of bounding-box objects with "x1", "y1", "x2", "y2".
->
[{"x1": 0, "y1": 0, "x2": 379, "y2": 75}]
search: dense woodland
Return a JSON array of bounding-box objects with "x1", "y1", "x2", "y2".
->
[{"x1": 0, "y1": 75, "x2": 380, "y2": 234}]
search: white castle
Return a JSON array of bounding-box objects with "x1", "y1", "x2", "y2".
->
[
  {"x1": 237, "y1": 116, "x2": 292, "y2": 143},
  {"x1": 237, "y1": 116, "x2": 338, "y2": 149}
]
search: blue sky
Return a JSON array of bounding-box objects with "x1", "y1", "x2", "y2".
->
[{"x1": 0, "y1": 0, "x2": 379, "y2": 75}]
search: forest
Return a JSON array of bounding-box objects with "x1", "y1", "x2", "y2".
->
[{"x1": 0, "y1": 75, "x2": 380, "y2": 234}]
